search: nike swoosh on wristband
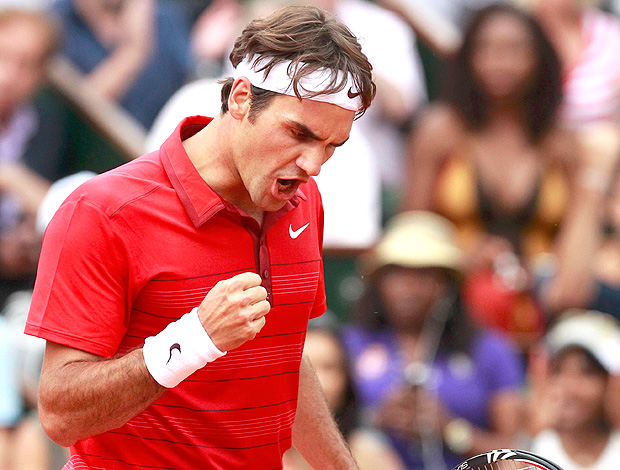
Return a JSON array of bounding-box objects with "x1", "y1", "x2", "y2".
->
[
  {"x1": 166, "y1": 343, "x2": 181, "y2": 364},
  {"x1": 289, "y1": 223, "x2": 310, "y2": 239}
]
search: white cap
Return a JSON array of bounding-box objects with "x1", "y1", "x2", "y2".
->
[{"x1": 546, "y1": 309, "x2": 620, "y2": 374}]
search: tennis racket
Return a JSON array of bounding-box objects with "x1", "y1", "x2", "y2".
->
[{"x1": 451, "y1": 449, "x2": 563, "y2": 470}]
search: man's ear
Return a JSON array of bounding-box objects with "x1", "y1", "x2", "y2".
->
[{"x1": 228, "y1": 77, "x2": 252, "y2": 120}]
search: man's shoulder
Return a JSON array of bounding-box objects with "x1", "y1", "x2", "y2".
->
[{"x1": 69, "y1": 151, "x2": 168, "y2": 217}]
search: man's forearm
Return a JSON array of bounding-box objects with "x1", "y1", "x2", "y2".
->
[
  {"x1": 39, "y1": 342, "x2": 165, "y2": 447},
  {"x1": 292, "y1": 356, "x2": 358, "y2": 470}
]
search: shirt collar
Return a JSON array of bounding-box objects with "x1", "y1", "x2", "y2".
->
[{"x1": 160, "y1": 115, "x2": 306, "y2": 228}]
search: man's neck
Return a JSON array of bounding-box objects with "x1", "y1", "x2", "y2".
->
[
  {"x1": 182, "y1": 115, "x2": 264, "y2": 227},
  {"x1": 244, "y1": 208, "x2": 265, "y2": 228}
]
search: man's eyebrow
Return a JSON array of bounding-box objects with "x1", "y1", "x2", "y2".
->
[{"x1": 287, "y1": 120, "x2": 349, "y2": 147}]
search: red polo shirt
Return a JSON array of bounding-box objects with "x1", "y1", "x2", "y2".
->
[{"x1": 26, "y1": 116, "x2": 327, "y2": 470}]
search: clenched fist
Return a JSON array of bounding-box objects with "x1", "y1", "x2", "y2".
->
[{"x1": 197, "y1": 272, "x2": 270, "y2": 352}]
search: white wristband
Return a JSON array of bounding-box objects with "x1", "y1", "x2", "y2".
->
[{"x1": 143, "y1": 308, "x2": 226, "y2": 388}]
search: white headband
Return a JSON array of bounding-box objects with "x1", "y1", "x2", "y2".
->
[{"x1": 232, "y1": 57, "x2": 362, "y2": 112}]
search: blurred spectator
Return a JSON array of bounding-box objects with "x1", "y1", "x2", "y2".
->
[
  {"x1": 401, "y1": 4, "x2": 576, "y2": 351},
  {"x1": 529, "y1": 0, "x2": 620, "y2": 129},
  {"x1": 535, "y1": 124, "x2": 620, "y2": 318},
  {"x1": 50, "y1": 0, "x2": 193, "y2": 129},
  {"x1": 528, "y1": 310, "x2": 620, "y2": 469},
  {"x1": 341, "y1": 211, "x2": 524, "y2": 469},
  {"x1": 0, "y1": 8, "x2": 73, "y2": 312},
  {"x1": 0, "y1": 172, "x2": 94, "y2": 470},
  {"x1": 0, "y1": 9, "x2": 64, "y2": 444},
  {"x1": 283, "y1": 319, "x2": 406, "y2": 470},
  {"x1": 0, "y1": 8, "x2": 69, "y2": 234}
]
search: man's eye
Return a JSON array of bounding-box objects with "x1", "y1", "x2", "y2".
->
[{"x1": 292, "y1": 130, "x2": 308, "y2": 140}]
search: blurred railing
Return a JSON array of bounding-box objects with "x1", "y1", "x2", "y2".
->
[{"x1": 46, "y1": 55, "x2": 147, "y2": 162}]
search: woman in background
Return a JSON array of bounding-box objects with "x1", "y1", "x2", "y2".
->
[{"x1": 401, "y1": 4, "x2": 577, "y2": 351}]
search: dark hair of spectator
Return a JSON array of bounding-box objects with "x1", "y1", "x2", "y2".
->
[
  {"x1": 551, "y1": 345, "x2": 608, "y2": 377},
  {"x1": 443, "y1": 4, "x2": 562, "y2": 143},
  {"x1": 352, "y1": 269, "x2": 476, "y2": 355},
  {"x1": 307, "y1": 321, "x2": 360, "y2": 439},
  {"x1": 220, "y1": 4, "x2": 376, "y2": 121}
]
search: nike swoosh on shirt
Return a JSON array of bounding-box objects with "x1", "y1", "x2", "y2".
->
[{"x1": 289, "y1": 223, "x2": 310, "y2": 239}]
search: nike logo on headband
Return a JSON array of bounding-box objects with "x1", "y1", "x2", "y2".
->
[
  {"x1": 347, "y1": 87, "x2": 361, "y2": 99},
  {"x1": 233, "y1": 57, "x2": 362, "y2": 112}
]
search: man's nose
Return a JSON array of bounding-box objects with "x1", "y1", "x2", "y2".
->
[{"x1": 295, "y1": 149, "x2": 324, "y2": 177}]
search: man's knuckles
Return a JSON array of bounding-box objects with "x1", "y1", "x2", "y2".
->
[{"x1": 255, "y1": 299, "x2": 270, "y2": 315}]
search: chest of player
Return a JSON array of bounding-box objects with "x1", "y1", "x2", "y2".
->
[{"x1": 129, "y1": 203, "x2": 321, "y2": 337}]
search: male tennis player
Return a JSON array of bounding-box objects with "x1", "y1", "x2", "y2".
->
[{"x1": 25, "y1": 5, "x2": 375, "y2": 469}]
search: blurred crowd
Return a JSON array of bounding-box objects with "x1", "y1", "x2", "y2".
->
[{"x1": 2, "y1": 0, "x2": 620, "y2": 469}]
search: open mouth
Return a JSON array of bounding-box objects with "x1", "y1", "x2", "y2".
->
[{"x1": 277, "y1": 178, "x2": 299, "y2": 195}]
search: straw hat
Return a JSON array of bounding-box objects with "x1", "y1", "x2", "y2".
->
[{"x1": 361, "y1": 211, "x2": 463, "y2": 276}]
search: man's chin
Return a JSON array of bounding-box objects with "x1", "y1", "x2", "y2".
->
[{"x1": 259, "y1": 199, "x2": 288, "y2": 213}]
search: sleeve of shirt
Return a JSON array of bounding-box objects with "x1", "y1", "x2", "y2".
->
[
  {"x1": 25, "y1": 196, "x2": 131, "y2": 358},
  {"x1": 309, "y1": 180, "x2": 326, "y2": 319}
]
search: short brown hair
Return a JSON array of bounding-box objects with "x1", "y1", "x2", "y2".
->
[{"x1": 220, "y1": 5, "x2": 375, "y2": 120}]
